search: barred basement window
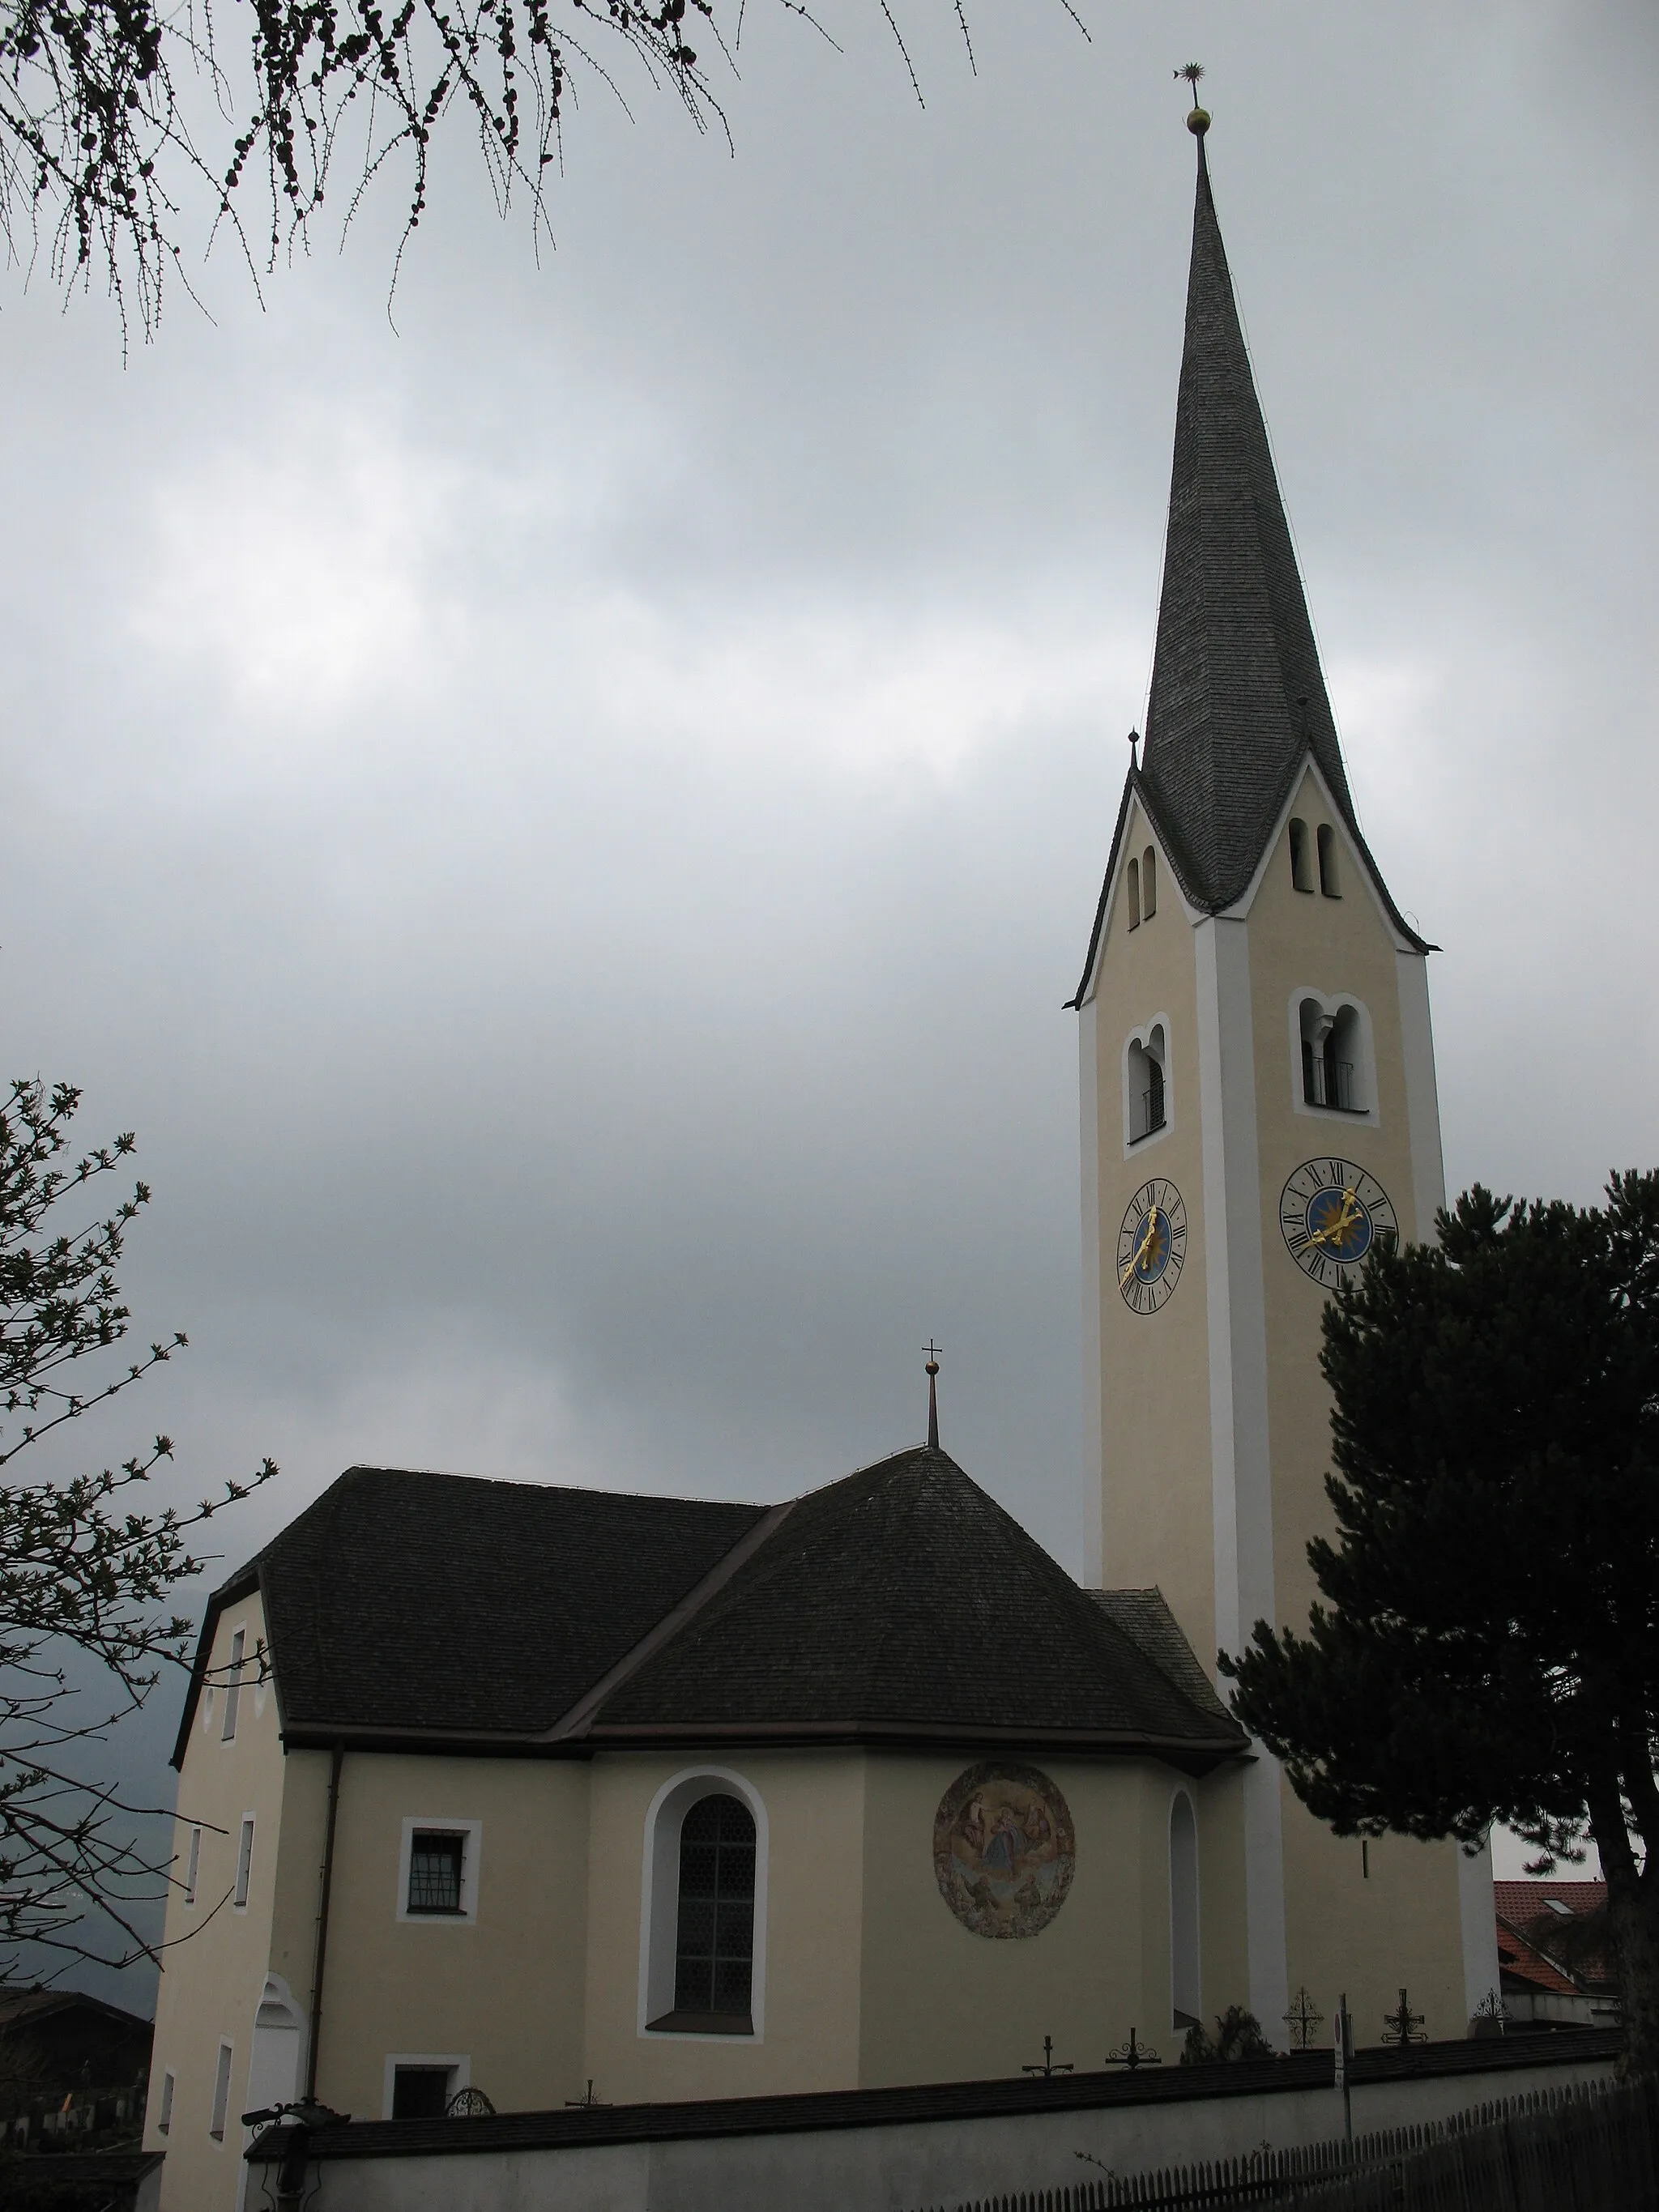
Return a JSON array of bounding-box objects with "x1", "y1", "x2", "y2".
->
[
  {"x1": 392, "y1": 2065, "x2": 454, "y2": 2119},
  {"x1": 407, "y1": 1831, "x2": 466, "y2": 1915},
  {"x1": 658, "y1": 1793, "x2": 756, "y2": 2032}
]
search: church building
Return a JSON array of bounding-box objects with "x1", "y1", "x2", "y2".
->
[{"x1": 142, "y1": 111, "x2": 1498, "y2": 2212}]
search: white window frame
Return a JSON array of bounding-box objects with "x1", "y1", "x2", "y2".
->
[
  {"x1": 156, "y1": 2069, "x2": 175, "y2": 2135},
  {"x1": 208, "y1": 2040, "x2": 234, "y2": 2142},
  {"x1": 1288, "y1": 987, "x2": 1379, "y2": 1129},
  {"x1": 638, "y1": 1766, "x2": 768, "y2": 2043},
  {"x1": 382, "y1": 2052, "x2": 469, "y2": 2120},
  {"x1": 233, "y1": 1816, "x2": 255, "y2": 1911},
  {"x1": 396, "y1": 1817, "x2": 483, "y2": 1924},
  {"x1": 1121, "y1": 1013, "x2": 1174, "y2": 1157},
  {"x1": 220, "y1": 1626, "x2": 246, "y2": 1743}
]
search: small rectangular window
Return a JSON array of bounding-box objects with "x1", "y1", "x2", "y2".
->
[
  {"x1": 209, "y1": 2043, "x2": 233, "y2": 2141},
  {"x1": 234, "y1": 1818, "x2": 254, "y2": 1909},
  {"x1": 157, "y1": 2070, "x2": 175, "y2": 2135},
  {"x1": 392, "y1": 2065, "x2": 453, "y2": 2120},
  {"x1": 221, "y1": 1629, "x2": 245, "y2": 1742},
  {"x1": 183, "y1": 1825, "x2": 201, "y2": 1906},
  {"x1": 407, "y1": 1831, "x2": 466, "y2": 1915}
]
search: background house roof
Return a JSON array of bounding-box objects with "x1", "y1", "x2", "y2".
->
[
  {"x1": 178, "y1": 1450, "x2": 1245, "y2": 1766},
  {"x1": 1494, "y1": 1879, "x2": 1614, "y2": 1999}
]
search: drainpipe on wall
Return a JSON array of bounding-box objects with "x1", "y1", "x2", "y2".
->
[{"x1": 305, "y1": 1742, "x2": 345, "y2": 2103}]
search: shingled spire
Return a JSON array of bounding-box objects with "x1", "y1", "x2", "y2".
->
[{"x1": 1140, "y1": 121, "x2": 1357, "y2": 913}]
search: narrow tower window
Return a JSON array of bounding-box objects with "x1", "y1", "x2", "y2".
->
[
  {"x1": 1289, "y1": 818, "x2": 1313, "y2": 893},
  {"x1": 1126, "y1": 858, "x2": 1141, "y2": 930},
  {"x1": 1316, "y1": 823, "x2": 1341, "y2": 897},
  {"x1": 183, "y1": 1824, "x2": 201, "y2": 1906},
  {"x1": 234, "y1": 1818, "x2": 254, "y2": 1909},
  {"x1": 1141, "y1": 847, "x2": 1157, "y2": 918},
  {"x1": 1170, "y1": 1792, "x2": 1201, "y2": 2029}
]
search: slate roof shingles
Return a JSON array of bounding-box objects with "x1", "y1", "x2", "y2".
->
[{"x1": 179, "y1": 1452, "x2": 1245, "y2": 1766}]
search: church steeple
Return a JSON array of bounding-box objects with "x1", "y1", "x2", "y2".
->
[{"x1": 1141, "y1": 117, "x2": 1354, "y2": 915}]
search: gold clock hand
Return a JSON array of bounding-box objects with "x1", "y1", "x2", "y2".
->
[{"x1": 1120, "y1": 1204, "x2": 1161, "y2": 1285}]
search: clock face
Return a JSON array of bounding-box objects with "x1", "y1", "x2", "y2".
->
[
  {"x1": 1117, "y1": 1178, "x2": 1188, "y2": 1314},
  {"x1": 1280, "y1": 1158, "x2": 1399, "y2": 1288}
]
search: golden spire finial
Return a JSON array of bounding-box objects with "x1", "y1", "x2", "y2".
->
[{"x1": 1176, "y1": 62, "x2": 1210, "y2": 136}]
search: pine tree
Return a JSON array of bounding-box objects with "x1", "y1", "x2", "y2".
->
[{"x1": 1224, "y1": 1174, "x2": 1659, "y2": 2073}]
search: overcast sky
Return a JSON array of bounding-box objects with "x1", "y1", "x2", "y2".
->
[{"x1": 2, "y1": 0, "x2": 1653, "y2": 1987}]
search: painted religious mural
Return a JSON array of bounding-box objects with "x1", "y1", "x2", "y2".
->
[{"x1": 932, "y1": 1762, "x2": 1076, "y2": 1939}]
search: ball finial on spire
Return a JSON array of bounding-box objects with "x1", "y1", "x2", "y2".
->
[{"x1": 1176, "y1": 61, "x2": 1209, "y2": 135}]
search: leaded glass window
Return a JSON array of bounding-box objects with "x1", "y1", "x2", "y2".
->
[{"x1": 672, "y1": 1793, "x2": 756, "y2": 2022}]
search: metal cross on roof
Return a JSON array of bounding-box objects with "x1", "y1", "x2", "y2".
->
[
  {"x1": 1283, "y1": 1986, "x2": 1325, "y2": 2052},
  {"x1": 1105, "y1": 2027, "x2": 1161, "y2": 2070},
  {"x1": 923, "y1": 1341, "x2": 942, "y2": 1451},
  {"x1": 1021, "y1": 2035, "x2": 1073, "y2": 2079},
  {"x1": 1383, "y1": 1987, "x2": 1427, "y2": 2047}
]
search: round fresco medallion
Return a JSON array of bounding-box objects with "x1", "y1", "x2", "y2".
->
[{"x1": 932, "y1": 1762, "x2": 1077, "y2": 1940}]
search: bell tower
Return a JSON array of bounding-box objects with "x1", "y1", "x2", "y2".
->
[{"x1": 1069, "y1": 107, "x2": 1497, "y2": 2044}]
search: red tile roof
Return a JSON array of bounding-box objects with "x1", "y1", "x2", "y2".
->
[{"x1": 1495, "y1": 1879, "x2": 1614, "y2": 1997}]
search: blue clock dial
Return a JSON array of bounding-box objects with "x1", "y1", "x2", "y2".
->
[
  {"x1": 1118, "y1": 1179, "x2": 1188, "y2": 1314},
  {"x1": 1280, "y1": 1158, "x2": 1398, "y2": 1289}
]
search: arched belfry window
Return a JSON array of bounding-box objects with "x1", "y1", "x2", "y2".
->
[
  {"x1": 1170, "y1": 1792, "x2": 1201, "y2": 2030},
  {"x1": 1126, "y1": 858, "x2": 1141, "y2": 930},
  {"x1": 1299, "y1": 997, "x2": 1365, "y2": 1114},
  {"x1": 1316, "y1": 823, "x2": 1341, "y2": 897},
  {"x1": 641, "y1": 1774, "x2": 766, "y2": 2038},
  {"x1": 1141, "y1": 847, "x2": 1158, "y2": 919},
  {"x1": 1289, "y1": 819, "x2": 1313, "y2": 893},
  {"x1": 1126, "y1": 1022, "x2": 1168, "y2": 1144}
]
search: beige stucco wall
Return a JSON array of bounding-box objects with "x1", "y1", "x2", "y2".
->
[
  {"x1": 857, "y1": 1753, "x2": 1246, "y2": 2086},
  {"x1": 1079, "y1": 770, "x2": 1473, "y2": 2044},
  {"x1": 582, "y1": 1751, "x2": 865, "y2": 2103},
  {"x1": 1089, "y1": 797, "x2": 1214, "y2": 1660},
  {"x1": 301, "y1": 1750, "x2": 591, "y2": 2121},
  {"x1": 1242, "y1": 778, "x2": 1469, "y2": 2041},
  {"x1": 147, "y1": 1592, "x2": 288, "y2": 2212}
]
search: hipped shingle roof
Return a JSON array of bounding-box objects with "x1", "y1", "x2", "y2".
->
[{"x1": 176, "y1": 1451, "x2": 1245, "y2": 1770}]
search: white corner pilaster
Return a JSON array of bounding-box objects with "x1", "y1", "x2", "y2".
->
[
  {"x1": 1395, "y1": 952, "x2": 1447, "y2": 1245},
  {"x1": 1078, "y1": 996, "x2": 1105, "y2": 1587},
  {"x1": 1194, "y1": 913, "x2": 1288, "y2": 2040}
]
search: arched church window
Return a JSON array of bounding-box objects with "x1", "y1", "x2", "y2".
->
[
  {"x1": 1316, "y1": 823, "x2": 1341, "y2": 897},
  {"x1": 1126, "y1": 1024, "x2": 1167, "y2": 1144},
  {"x1": 1299, "y1": 998, "x2": 1364, "y2": 1113},
  {"x1": 1127, "y1": 858, "x2": 1141, "y2": 930},
  {"x1": 1170, "y1": 1792, "x2": 1201, "y2": 2030},
  {"x1": 1289, "y1": 819, "x2": 1313, "y2": 893},
  {"x1": 1141, "y1": 848, "x2": 1158, "y2": 919},
  {"x1": 672, "y1": 1793, "x2": 755, "y2": 2028}
]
